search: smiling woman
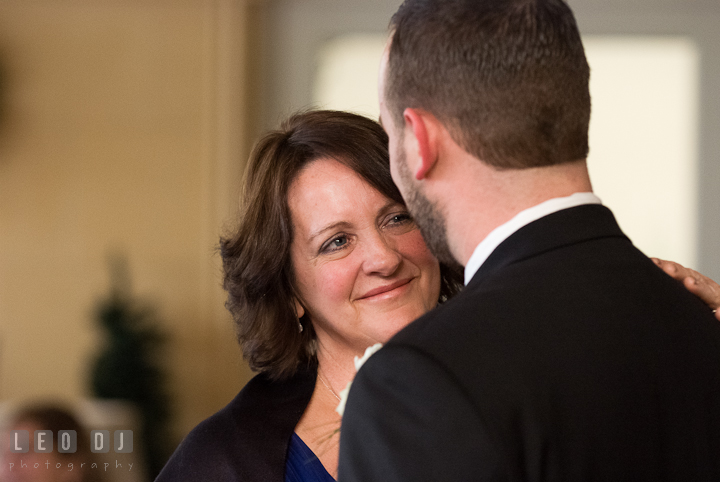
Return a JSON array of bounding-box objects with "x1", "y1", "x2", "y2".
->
[
  {"x1": 221, "y1": 111, "x2": 461, "y2": 382},
  {"x1": 154, "y1": 110, "x2": 463, "y2": 482},
  {"x1": 288, "y1": 156, "x2": 443, "y2": 478},
  {"x1": 288, "y1": 158, "x2": 441, "y2": 362}
]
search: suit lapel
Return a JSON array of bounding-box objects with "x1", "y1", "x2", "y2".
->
[{"x1": 467, "y1": 204, "x2": 629, "y2": 290}]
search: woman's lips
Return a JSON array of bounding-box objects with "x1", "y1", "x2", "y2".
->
[{"x1": 359, "y1": 278, "x2": 413, "y2": 300}]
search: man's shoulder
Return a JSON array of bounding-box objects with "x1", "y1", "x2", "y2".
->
[
  {"x1": 391, "y1": 204, "x2": 628, "y2": 341},
  {"x1": 387, "y1": 220, "x2": 720, "y2": 377}
]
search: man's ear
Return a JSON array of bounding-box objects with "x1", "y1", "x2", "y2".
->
[{"x1": 403, "y1": 108, "x2": 439, "y2": 180}]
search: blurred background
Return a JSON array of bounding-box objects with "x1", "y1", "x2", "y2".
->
[{"x1": 0, "y1": 0, "x2": 718, "y2": 480}]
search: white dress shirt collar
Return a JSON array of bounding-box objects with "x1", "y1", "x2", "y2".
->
[{"x1": 463, "y1": 192, "x2": 602, "y2": 285}]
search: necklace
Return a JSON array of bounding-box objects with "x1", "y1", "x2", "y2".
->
[{"x1": 317, "y1": 371, "x2": 341, "y2": 402}]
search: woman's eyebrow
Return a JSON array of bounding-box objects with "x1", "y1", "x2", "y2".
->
[
  {"x1": 308, "y1": 221, "x2": 352, "y2": 242},
  {"x1": 377, "y1": 200, "x2": 403, "y2": 217}
]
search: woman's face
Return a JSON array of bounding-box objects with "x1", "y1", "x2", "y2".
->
[{"x1": 289, "y1": 157, "x2": 441, "y2": 357}]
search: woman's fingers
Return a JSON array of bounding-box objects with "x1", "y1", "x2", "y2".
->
[{"x1": 652, "y1": 258, "x2": 720, "y2": 321}]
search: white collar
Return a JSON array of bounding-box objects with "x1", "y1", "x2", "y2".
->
[{"x1": 463, "y1": 192, "x2": 602, "y2": 285}]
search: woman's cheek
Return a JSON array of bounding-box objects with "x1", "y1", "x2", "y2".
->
[
  {"x1": 318, "y1": 261, "x2": 357, "y2": 301},
  {"x1": 401, "y1": 229, "x2": 437, "y2": 263}
]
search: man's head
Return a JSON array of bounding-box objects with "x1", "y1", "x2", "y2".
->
[{"x1": 382, "y1": 0, "x2": 591, "y2": 170}]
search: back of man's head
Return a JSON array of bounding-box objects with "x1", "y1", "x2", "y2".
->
[{"x1": 387, "y1": 0, "x2": 591, "y2": 169}]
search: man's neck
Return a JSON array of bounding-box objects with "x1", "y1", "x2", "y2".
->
[
  {"x1": 462, "y1": 192, "x2": 602, "y2": 284},
  {"x1": 439, "y1": 158, "x2": 593, "y2": 266}
]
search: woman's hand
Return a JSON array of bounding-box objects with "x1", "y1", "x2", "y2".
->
[{"x1": 652, "y1": 258, "x2": 720, "y2": 321}]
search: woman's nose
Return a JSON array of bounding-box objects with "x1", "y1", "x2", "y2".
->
[{"x1": 361, "y1": 232, "x2": 402, "y2": 276}]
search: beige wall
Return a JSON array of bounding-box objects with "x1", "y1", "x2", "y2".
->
[{"x1": 0, "y1": 0, "x2": 254, "y2": 442}]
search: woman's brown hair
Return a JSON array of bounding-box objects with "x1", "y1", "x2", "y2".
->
[{"x1": 220, "y1": 110, "x2": 462, "y2": 379}]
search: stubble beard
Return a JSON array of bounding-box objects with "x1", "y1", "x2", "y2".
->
[{"x1": 394, "y1": 146, "x2": 463, "y2": 273}]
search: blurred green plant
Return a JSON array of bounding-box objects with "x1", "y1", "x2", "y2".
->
[{"x1": 90, "y1": 255, "x2": 172, "y2": 479}]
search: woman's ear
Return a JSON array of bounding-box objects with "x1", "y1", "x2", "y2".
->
[{"x1": 293, "y1": 298, "x2": 305, "y2": 319}]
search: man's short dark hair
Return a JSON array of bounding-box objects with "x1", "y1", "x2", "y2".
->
[{"x1": 387, "y1": 0, "x2": 591, "y2": 169}]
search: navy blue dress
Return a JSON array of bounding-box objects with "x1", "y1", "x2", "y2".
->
[{"x1": 284, "y1": 433, "x2": 336, "y2": 482}]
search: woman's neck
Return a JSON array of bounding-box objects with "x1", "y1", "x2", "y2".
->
[
  {"x1": 294, "y1": 345, "x2": 362, "y2": 480},
  {"x1": 315, "y1": 342, "x2": 360, "y2": 396}
]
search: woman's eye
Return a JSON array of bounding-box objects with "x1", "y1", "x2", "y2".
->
[
  {"x1": 383, "y1": 211, "x2": 416, "y2": 234},
  {"x1": 390, "y1": 213, "x2": 411, "y2": 224},
  {"x1": 387, "y1": 212, "x2": 413, "y2": 226},
  {"x1": 321, "y1": 235, "x2": 349, "y2": 253},
  {"x1": 331, "y1": 236, "x2": 348, "y2": 247}
]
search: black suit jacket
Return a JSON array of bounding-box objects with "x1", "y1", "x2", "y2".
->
[{"x1": 338, "y1": 205, "x2": 720, "y2": 481}]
